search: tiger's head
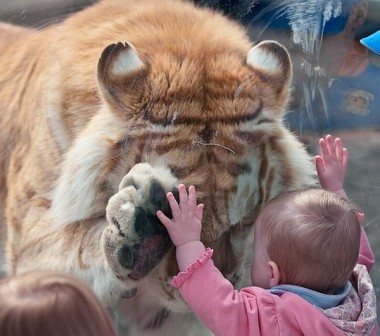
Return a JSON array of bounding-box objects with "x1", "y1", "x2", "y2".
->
[{"x1": 96, "y1": 39, "x2": 313, "y2": 281}]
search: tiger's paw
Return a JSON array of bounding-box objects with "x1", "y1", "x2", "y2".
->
[{"x1": 102, "y1": 163, "x2": 178, "y2": 281}]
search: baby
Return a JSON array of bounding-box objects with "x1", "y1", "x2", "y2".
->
[{"x1": 157, "y1": 135, "x2": 377, "y2": 335}]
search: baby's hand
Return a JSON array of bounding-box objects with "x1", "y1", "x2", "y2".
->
[
  {"x1": 157, "y1": 184, "x2": 204, "y2": 247},
  {"x1": 315, "y1": 135, "x2": 348, "y2": 196}
]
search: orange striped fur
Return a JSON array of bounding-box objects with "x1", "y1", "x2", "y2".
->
[{"x1": 0, "y1": 0, "x2": 315, "y2": 334}]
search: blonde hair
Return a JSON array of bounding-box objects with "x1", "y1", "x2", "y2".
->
[
  {"x1": 257, "y1": 188, "x2": 361, "y2": 293},
  {"x1": 0, "y1": 271, "x2": 118, "y2": 336}
]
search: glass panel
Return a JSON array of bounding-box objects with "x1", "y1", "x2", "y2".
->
[{"x1": 1, "y1": 0, "x2": 379, "y2": 330}]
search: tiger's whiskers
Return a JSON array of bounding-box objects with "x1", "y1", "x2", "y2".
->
[{"x1": 192, "y1": 141, "x2": 236, "y2": 154}]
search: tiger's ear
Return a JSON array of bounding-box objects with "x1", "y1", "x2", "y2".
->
[
  {"x1": 246, "y1": 41, "x2": 292, "y2": 96},
  {"x1": 97, "y1": 41, "x2": 149, "y2": 108}
]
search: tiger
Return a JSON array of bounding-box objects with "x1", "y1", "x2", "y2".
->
[{"x1": 0, "y1": 0, "x2": 316, "y2": 334}]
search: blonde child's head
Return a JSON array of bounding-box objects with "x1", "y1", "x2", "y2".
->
[
  {"x1": 0, "y1": 270, "x2": 117, "y2": 336},
  {"x1": 255, "y1": 188, "x2": 361, "y2": 293}
]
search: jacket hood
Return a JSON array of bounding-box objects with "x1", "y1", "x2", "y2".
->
[{"x1": 321, "y1": 264, "x2": 377, "y2": 335}]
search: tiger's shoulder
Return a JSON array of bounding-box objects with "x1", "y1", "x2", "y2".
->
[{"x1": 0, "y1": 22, "x2": 33, "y2": 51}]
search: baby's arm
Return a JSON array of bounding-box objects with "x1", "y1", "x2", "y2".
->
[
  {"x1": 157, "y1": 186, "x2": 272, "y2": 335},
  {"x1": 315, "y1": 135, "x2": 374, "y2": 270},
  {"x1": 156, "y1": 184, "x2": 206, "y2": 271},
  {"x1": 315, "y1": 134, "x2": 348, "y2": 197}
]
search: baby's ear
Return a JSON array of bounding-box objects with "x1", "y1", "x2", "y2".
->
[
  {"x1": 268, "y1": 261, "x2": 281, "y2": 287},
  {"x1": 246, "y1": 40, "x2": 292, "y2": 99},
  {"x1": 357, "y1": 212, "x2": 364, "y2": 225},
  {"x1": 97, "y1": 41, "x2": 149, "y2": 108}
]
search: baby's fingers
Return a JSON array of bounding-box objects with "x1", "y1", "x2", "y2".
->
[
  {"x1": 315, "y1": 155, "x2": 325, "y2": 175},
  {"x1": 156, "y1": 210, "x2": 172, "y2": 229},
  {"x1": 342, "y1": 148, "x2": 348, "y2": 168},
  {"x1": 325, "y1": 134, "x2": 335, "y2": 154},
  {"x1": 334, "y1": 138, "x2": 349, "y2": 168},
  {"x1": 319, "y1": 137, "x2": 329, "y2": 158},
  {"x1": 335, "y1": 138, "x2": 344, "y2": 162},
  {"x1": 167, "y1": 192, "x2": 181, "y2": 218},
  {"x1": 178, "y1": 184, "x2": 189, "y2": 210},
  {"x1": 195, "y1": 203, "x2": 204, "y2": 221},
  {"x1": 188, "y1": 185, "x2": 197, "y2": 212}
]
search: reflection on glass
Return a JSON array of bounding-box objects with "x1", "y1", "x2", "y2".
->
[
  {"x1": 1, "y1": 0, "x2": 379, "y2": 330},
  {"x1": 247, "y1": 0, "x2": 380, "y2": 134}
]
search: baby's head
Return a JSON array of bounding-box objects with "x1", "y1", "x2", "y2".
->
[
  {"x1": 252, "y1": 188, "x2": 361, "y2": 294},
  {"x1": 0, "y1": 270, "x2": 117, "y2": 336}
]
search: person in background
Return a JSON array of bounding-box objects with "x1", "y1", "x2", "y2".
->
[
  {"x1": 315, "y1": 1, "x2": 380, "y2": 131},
  {"x1": 0, "y1": 270, "x2": 118, "y2": 336},
  {"x1": 157, "y1": 135, "x2": 377, "y2": 335},
  {"x1": 284, "y1": 0, "x2": 380, "y2": 132}
]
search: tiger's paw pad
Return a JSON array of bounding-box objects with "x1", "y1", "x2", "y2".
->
[{"x1": 102, "y1": 163, "x2": 178, "y2": 281}]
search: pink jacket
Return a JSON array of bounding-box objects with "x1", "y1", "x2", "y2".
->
[{"x1": 172, "y1": 226, "x2": 377, "y2": 336}]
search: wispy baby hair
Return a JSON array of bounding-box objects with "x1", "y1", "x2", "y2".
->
[{"x1": 257, "y1": 188, "x2": 361, "y2": 293}]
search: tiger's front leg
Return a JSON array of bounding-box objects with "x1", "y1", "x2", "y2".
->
[{"x1": 102, "y1": 163, "x2": 179, "y2": 281}]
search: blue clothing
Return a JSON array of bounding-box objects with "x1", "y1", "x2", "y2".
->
[
  {"x1": 269, "y1": 282, "x2": 352, "y2": 309},
  {"x1": 361, "y1": 30, "x2": 380, "y2": 55},
  {"x1": 325, "y1": 63, "x2": 380, "y2": 130},
  {"x1": 286, "y1": 62, "x2": 380, "y2": 132}
]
